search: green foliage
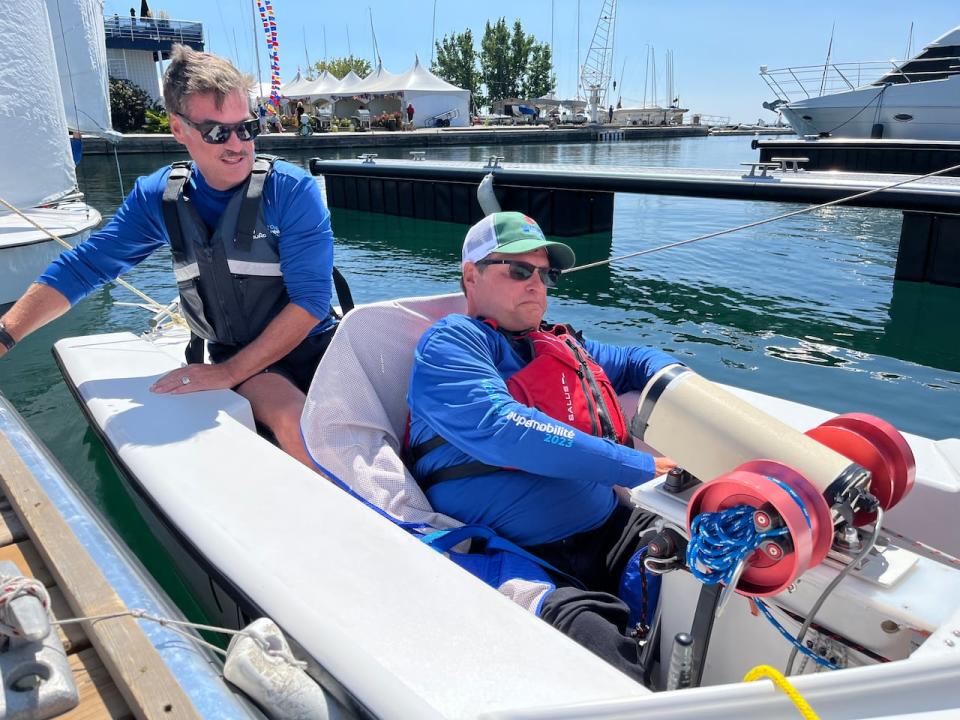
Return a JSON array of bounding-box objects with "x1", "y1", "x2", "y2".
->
[
  {"x1": 311, "y1": 55, "x2": 372, "y2": 80},
  {"x1": 432, "y1": 29, "x2": 482, "y2": 109},
  {"x1": 479, "y1": 19, "x2": 512, "y2": 103},
  {"x1": 108, "y1": 77, "x2": 156, "y2": 132},
  {"x1": 524, "y1": 43, "x2": 555, "y2": 99},
  {"x1": 143, "y1": 108, "x2": 170, "y2": 134},
  {"x1": 432, "y1": 18, "x2": 556, "y2": 108}
]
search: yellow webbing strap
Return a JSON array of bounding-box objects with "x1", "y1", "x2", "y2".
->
[{"x1": 743, "y1": 665, "x2": 820, "y2": 720}]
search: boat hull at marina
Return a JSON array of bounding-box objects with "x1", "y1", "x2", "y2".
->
[
  {"x1": 0, "y1": 202, "x2": 101, "y2": 305},
  {"x1": 51, "y1": 293, "x2": 960, "y2": 719},
  {"x1": 780, "y1": 75, "x2": 960, "y2": 140}
]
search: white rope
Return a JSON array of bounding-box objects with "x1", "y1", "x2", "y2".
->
[
  {"x1": 0, "y1": 194, "x2": 185, "y2": 325},
  {"x1": 565, "y1": 161, "x2": 960, "y2": 274},
  {"x1": 0, "y1": 574, "x2": 52, "y2": 637},
  {"x1": 54, "y1": 608, "x2": 306, "y2": 669}
]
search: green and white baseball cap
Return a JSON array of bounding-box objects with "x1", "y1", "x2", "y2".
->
[{"x1": 462, "y1": 212, "x2": 576, "y2": 270}]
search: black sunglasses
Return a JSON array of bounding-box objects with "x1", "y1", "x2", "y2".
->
[
  {"x1": 176, "y1": 113, "x2": 261, "y2": 144},
  {"x1": 476, "y1": 259, "x2": 562, "y2": 288}
]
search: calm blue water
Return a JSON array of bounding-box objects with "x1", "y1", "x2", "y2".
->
[{"x1": 1, "y1": 134, "x2": 958, "y2": 619}]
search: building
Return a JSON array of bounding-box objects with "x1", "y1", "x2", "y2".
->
[{"x1": 104, "y1": 13, "x2": 204, "y2": 103}]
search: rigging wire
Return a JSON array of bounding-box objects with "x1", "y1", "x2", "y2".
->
[
  {"x1": 0, "y1": 194, "x2": 183, "y2": 322},
  {"x1": 565, "y1": 160, "x2": 960, "y2": 274},
  {"x1": 785, "y1": 508, "x2": 884, "y2": 676}
]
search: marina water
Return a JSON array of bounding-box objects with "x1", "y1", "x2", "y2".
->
[{"x1": 1, "y1": 134, "x2": 957, "y2": 622}]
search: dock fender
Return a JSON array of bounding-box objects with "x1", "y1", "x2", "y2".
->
[{"x1": 477, "y1": 172, "x2": 502, "y2": 215}]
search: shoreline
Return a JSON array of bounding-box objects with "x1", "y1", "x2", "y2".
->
[{"x1": 82, "y1": 124, "x2": 712, "y2": 155}]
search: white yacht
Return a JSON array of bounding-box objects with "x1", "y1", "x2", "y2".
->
[
  {"x1": 613, "y1": 105, "x2": 687, "y2": 126},
  {"x1": 760, "y1": 26, "x2": 960, "y2": 140}
]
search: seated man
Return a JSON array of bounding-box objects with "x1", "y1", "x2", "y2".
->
[{"x1": 406, "y1": 211, "x2": 682, "y2": 680}]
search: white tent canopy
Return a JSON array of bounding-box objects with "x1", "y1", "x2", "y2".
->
[
  {"x1": 395, "y1": 56, "x2": 470, "y2": 127},
  {"x1": 345, "y1": 62, "x2": 399, "y2": 96},
  {"x1": 318, "y1": 57, "x2": 470, "y2": 128},
  {"x1": 280, "y1": 70, "x2": 311, "y2": 98},
  {"x1": 298, "y1": 70, "x2": 341, "y2": 101}
]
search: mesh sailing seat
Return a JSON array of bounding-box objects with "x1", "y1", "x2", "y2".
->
[{"x1": 301, "y1": 294, "x2": 554, "y2": 612}]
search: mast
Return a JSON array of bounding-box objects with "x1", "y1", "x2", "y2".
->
[
  {"x1": 617, "y1": 57, "x2": 626, "y2": 106},
  {"x1": 368, "y1": 7, "x2": 381, "y2": 67},
  {"x1": 249, "y1": 0, "x2": 264, "y2": 100},
  {"x1": 576, "y1": 0, "x2": 581, "y2": 100},
  {"x1": 643, "y1": 45, "x2": 649, "y2": 108},
  {"x1": 431, "y1": 0, "x2": 437, "y2": 64},
  {"x1": 819, "y1": 22, "x2": 835, "y2": 97},
  {"x1": 579, "y1": 0, "x2": 617, "y2": 121},
  {"x1": 303, "y1": 27, "x2": 311, "y2": 76}
]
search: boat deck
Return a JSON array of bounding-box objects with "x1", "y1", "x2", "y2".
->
[{"x1": 0, "y1": 414, "x2": 210, "y2": 719}]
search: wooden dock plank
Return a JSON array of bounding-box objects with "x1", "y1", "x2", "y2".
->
[
  {"x1": 0, "y1": 434, "x2": 202, "y2": 719},
  {"x1": 0, "y1": 538, "x2": 53, "y2": 585},
  {"x1": 61, "y1": 647, "x2": 133, "y2": 720},
  {"x1": 0, "y1": 499, "x2": 27, "y2": 545},
  {"x1": 50, "y1": 585, "x2": 91, "y2": 654}
]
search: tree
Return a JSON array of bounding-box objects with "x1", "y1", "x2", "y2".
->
[
  {"x1": 432, "y1": 30, "x2": 482, "y2": 109},
  {"x1": 479, "y1": 18, "x2": 556, "y2": 105},
  {"x1": 311, "y1": 55, "x2": 372, "y2": 80},
  {"x1": 523, "y1": 43, "x2": 555, "y2": 99},
  {"x1": 479, "y1": 19, "x2": 512, "y2": 104},
  {"x1": 108, "y1": 77, "x2": 156, "y2": 132}
]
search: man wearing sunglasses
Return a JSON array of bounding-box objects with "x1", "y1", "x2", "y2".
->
[
  {"x1": 0, "y1": 46, "x2": 336, "y2": 466},
  {"x1": 405, "y1": 211, "x2": 681, "y2": 681}
]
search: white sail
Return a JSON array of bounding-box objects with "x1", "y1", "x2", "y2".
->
[
  {"x1": 46, "y1": 0, "x2": 115, "y2": 137},
  {"x1": 0, "y1": 0, "x2": 76, "y2": 210}
]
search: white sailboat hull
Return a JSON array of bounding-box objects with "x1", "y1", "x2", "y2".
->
[
  {"x1": 0, "y1": 202, "x2": 100, "y2": 305},
  {"x1": 52, "y1": 296, "x2": 960, "y2": 718}
]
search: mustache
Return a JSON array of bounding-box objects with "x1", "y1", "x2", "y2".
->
[{"x1": 218, "y1": 149, "x2": 250, "y2": 160}]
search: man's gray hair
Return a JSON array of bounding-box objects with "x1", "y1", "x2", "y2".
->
[{"x1": 163, "y1": 45, "x2": 255, "y2": 116}]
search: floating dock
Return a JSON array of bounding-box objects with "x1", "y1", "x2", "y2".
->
[
  {"x1": 0, "y1": 395, "x2": 259, "y2": 719},
  {"x1": 753, "y1": 138, "x2": 960, "y2": 177},
  {"x1": 311, "y1": 157, "x2": 960, "y2": 286}
]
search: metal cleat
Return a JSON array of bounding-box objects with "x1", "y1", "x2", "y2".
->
[
  {"x1": 0, "y1": 560, "x2": 78, "y2": 720},
  {"x1": 358, "y1": 153, "x2": 378, "y2": 164}
]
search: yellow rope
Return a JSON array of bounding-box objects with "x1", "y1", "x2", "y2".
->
[
  {"x1": 744, "y1": 664, "x2": 820, "y2": 720},
  {"x1": 0, "y1": 194, "x2": 185, "y2": 326}
]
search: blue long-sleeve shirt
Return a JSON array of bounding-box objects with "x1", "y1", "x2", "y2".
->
[
  {"x1": 407, "y1": 314, "x2": 680, "y2": 546},
  {"x1": 39, "y1": 160, "x2": 335, "y2": 334}
]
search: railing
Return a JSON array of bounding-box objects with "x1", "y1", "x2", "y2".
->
[
  {"x1": 103, "y1": 16, "x2": 204, "y2": 47},
  {"x1": 760, "y1": 56, "x2": 960, "y2": 103}
]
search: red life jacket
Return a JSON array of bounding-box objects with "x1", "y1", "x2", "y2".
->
[
  {"x1": 505, "y1": 323, "x2": 629, "y2": 444},
  {"x1": 406, "y1": 321, "x2": 629, "y2": 491}
]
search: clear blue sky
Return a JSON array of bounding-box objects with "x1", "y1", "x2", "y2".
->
[{"x1": 106, "y1": 1, "x2": 956, "y2": 122}]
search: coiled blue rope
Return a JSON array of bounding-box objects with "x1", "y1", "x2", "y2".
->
[
  {"x1": 686, "y1": 475, "x2": 811, "y2": 586},
  {"x1": 686, "y1": 475, "x2": 838, "y2": 671}
]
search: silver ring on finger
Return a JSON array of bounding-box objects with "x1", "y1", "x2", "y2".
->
[{"x1": 181, "y1": 375, "x2": 191, "y2": 386}]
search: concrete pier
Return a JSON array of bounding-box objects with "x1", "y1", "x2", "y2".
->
[{"x1": 80, "y1": 124, "x2": 708, "y2": 155}]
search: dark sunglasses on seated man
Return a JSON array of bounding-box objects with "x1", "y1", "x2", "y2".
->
[
  {"x1": 476, "y1": 259, "x2": 562, "y2": 288},
  {"x1": 176, "y1": 113, "x2": 261, "y2": 144}
]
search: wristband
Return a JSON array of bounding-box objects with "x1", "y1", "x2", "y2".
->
[{"x1": 0, "y1": 321, "x2": 16, "y2": 351}]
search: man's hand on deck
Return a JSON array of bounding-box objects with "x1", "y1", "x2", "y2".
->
[
  {"x1": 150, "y1": 363, "x2": 239, "y2": 394},
  {"x1": 654, "y1": 456, "x2": 678, "y2": 476}
]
